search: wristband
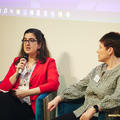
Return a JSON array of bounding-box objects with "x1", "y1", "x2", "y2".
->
[{"x1": 93, "y1": 105, "x2": 99, "y2": 113}]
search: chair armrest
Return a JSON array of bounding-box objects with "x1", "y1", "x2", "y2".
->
[
  {"x1": 108, "y1": 114, "x2": 120, "y2": 118},
  {"x1": 35, "y1": 92, "x2": 57, "y2": 120},
  {"x1": 35, "y1": 93, "x2": 49, "y2": 120},
  {"x1": 43, "y1": 92, "x2": 57, "y2": 120}
]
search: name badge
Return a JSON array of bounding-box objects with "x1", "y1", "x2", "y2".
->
[{"x1": 94, "y1": 75, "x2": 100, "y2": 83}]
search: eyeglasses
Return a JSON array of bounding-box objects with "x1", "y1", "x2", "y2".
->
[{"x1": 22, "y1": 38, "x2": 37, "y2": 44}]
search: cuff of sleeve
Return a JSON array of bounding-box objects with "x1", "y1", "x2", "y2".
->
[
  {"x1": 58, "y1": 94, "x2": 64, "y2": 101},
  {"x1": 97, "y1": 103, "x2": 104, "y2": 111}
]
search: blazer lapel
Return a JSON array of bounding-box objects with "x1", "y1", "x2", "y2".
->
[{"x1": 29, "y1": 60, "x2": 42, "y2": 82}]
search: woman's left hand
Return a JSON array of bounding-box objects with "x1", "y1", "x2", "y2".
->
[
  {"x1": 80, "y1": 107, "x2": 96, "y2": 120},
  {"x1": 15, "y1": 89, "x2": 28, "y2": 99},
  {"x1": 15, "y1": 87, "x2": 40, "y2": 99}
]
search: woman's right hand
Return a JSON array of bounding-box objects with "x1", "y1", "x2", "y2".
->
[
  {"x1": 16, "y1": 58, "x2": 27, "y2": 73},
  {"x1": 48, "y1": 96, "x2": 62, "y2": 111},
  {"x1": 9, "y1": 58, "x2": 27, "y2": 85}
]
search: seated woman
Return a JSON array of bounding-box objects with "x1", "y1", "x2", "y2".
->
[
  {"x1": 0, "y1": 28, "x2": 59, "y2": 120},
  {"x1": 48, "y1": 32, "x2": 120, "y2": 120}
]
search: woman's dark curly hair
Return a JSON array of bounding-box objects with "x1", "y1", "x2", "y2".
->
[{"x1": 16, "y1": 28, "x2": 50, "y2": 64}]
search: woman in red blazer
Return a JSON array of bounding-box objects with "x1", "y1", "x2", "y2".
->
[{"x1": 0, "y1": 28, "x2": 59, "y2": 120}]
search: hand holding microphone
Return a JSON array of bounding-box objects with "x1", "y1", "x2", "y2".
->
[{"x1": 16, "y1": 55, "x2": 28, "y2": 79}]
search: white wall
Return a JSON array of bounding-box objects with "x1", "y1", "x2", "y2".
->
[{"x1": 0, "y1": 16, "x2": 120, "y2": 92}]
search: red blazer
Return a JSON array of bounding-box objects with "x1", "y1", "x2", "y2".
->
[{"x1": 0, "y1": 57, "x2": 59, "y2": 113}]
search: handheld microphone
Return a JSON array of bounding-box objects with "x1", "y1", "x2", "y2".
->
[{"x1": 16, "y1": 55, "x2": 28, "y2": 79}]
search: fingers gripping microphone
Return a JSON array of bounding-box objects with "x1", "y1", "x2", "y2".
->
[{"x1": 16, "y1": 55, "x2": 28, "y2": 79}]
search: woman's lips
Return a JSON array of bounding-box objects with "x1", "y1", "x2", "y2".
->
[{"x1": 25, "y1": 47, "x2": 30, "y2": 50}]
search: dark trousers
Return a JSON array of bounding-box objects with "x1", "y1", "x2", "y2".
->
[
  {"x1": 0, "y1": 92, "x2": 34, "y2": 120},
  {"x1": 54, "y1": 112, "x2": 98, "y2": 120}
]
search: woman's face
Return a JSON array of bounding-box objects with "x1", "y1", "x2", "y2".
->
[
  {"x1": 23, "y1": 33, "x2": 41, "y2": 57},
  {"x1": 97, "y1": 42, "x2": 110, "y2": 62}
]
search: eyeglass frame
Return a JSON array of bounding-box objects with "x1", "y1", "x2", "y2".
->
[{"x1": 22, "y1": 38, "x2": 38, "y2": 44}]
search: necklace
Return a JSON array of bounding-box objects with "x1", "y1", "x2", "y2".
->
[{"x1": 26, "y1": 61, "x2": 36, "y2": 71}]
